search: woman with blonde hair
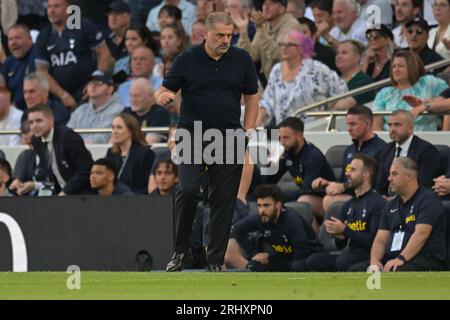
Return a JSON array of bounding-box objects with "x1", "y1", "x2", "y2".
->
[{"x1": 106, "y1": 113, "x2": 155, "y2": 194}]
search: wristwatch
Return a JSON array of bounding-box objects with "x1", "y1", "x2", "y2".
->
[
  {"x1": 397, "y1": 254, "x2": 407, "y2": 263},
  {"x1": 424, "y1": 102, "x2": 432, "y2": 112}
]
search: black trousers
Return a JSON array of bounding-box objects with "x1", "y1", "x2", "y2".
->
[
  {"x1": 349, "y1": 254, "x2": 446, "y2": 272},
  {"x1": 175, "y1": 161, "x2": 243, "y2": 265},
  {"x1": 305, "y1": 251, "x2": 370, "y2": 272}
]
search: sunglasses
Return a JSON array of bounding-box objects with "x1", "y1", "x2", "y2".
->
[
  {"x1": 407, "y1": 27, "x2": 425, "y2": 35},
  {"x1": 278, "y1": 42, "x2": 299, "y2": 48},
  {"x1": 366, "y1": 32, "x2": 382, "y2": 41}
]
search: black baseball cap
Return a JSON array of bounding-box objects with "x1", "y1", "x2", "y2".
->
[
  {"x1": 107, "y1": 0, "x2": 131, "y2": 14},
  {"x1": 366, "y1": 24, "x2": 394, "y2": 41},
  {"x1": 89, "y1": 70, "x2": 113, "y2": 85},
  {"x1": 405, "y1": 17, "x2": 430, "y2": 32}
]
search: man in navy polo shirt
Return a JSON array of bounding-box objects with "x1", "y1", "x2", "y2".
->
[
  {"x1": 305, "y1": 154, "x2": 387, "y2": 271},
  {"x1": 312, "y1": 105, "x2": 386, "y2": 211},
  {"x1": 156, "y1": 12, "x2": 259, "y2": 272},
  {"x1": 105, "y1": 0, "x2": 131, "y2": 60},
  {"x1": 264, "y1": 116, "x2": 335, "y2": 233},
  {"x1": 1, "y1": 24, "x2": 36, "y2": 111},
  {"x1": 35, "y1": 0, "x2": 113, "y2": 109},
  {"x1": 350, "y1": 157, "x2": 447, "y2": 272},
  {"x1": 225, "y1": 184, "x2": 325, "y2": 272}
]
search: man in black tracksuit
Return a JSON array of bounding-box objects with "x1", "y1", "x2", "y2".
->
[
  {"x1": 264, "y1": 117, "x2": 335, "y2": 233},
  {"x1": 305, "y1": 154, "x2": 387, "y2": 271},
  {"x1": 224, "y1": 184, "x2": 325, "y2": 272}
]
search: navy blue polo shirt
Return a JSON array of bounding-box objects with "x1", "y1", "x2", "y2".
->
[
  {"x1": 230, "y1": 207, "x2": 324, "y2": 269},
  {"x1": 265, "y1": 141, "x2": 336, "y2": 194},
  {"x1": 35, "y1": 18, "x2": 104, "y2": 101},
  {"x1": 379, "y1": 187, "x2": 447, "y2": 262},
  {"x1": 1, "y1": 46, "x2": 36, "y2": 110},
  {"x1": 106, "y1": 31, "x2": 128, "y2": 60},
  {"x1": 123, "y1": 105, "x2": 170, "y2": 128},
  {"x1": 335, "y1": 189, "x2": 387, "y2": 254},
  {"x1": 341, "y1": 134, "x2": 387, "y2": 183},
  {"x1": 162, "y1": 42, "x2": 258, "y2": 131}
]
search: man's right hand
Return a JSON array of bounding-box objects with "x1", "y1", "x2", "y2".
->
[
  {"x1": 9, "y1": 179, "x2": 23, "y2": 191},
  {"x1": 17, "y1": 181, "x2": 35, "y2": 196},
  {"x1": 368, "y1": 261, "x2": 383, "y2": 272},
  {"x1": 156, "y1": 91, "x2": 176, "y2": 105},
  {"x1": 311, "y1": 177, "x2": 329, "y2": 190}
]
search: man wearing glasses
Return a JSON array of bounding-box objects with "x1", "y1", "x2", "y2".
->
[{"x1": 405, "y1": 16, "x2": 444, "y2": 72}]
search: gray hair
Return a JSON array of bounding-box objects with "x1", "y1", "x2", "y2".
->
[
  {"x1": 393, "y1": 157, "x2": 419, "y2": 178},
  {"x1": 334, "y1": 0, "x2": 359, "y2": 13},
  {"x1": 391, "y1": 109, "x2": 414, "y2": 125},
  {"x1": 131, "y1": 77, "x2": 154, "y2": 94},
  {"x1": 24, "y1": 72, "x2": 49, "y2": 92},
  {"x1": 205, "y1": 12, "x2": 233, "y2": 30}
]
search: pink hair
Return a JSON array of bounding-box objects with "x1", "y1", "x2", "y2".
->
[{"x1": 285, "y1": 30, "x2": 315, "y2": 59}]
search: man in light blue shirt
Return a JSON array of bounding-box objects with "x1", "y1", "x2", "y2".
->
[
  {"x1": 117, "y1": 46, "x2": 162, "y2": 107},
  {"x1": 67, "y1": 71, "x2": 124, "y2": 143}
]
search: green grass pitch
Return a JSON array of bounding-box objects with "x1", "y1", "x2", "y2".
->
[{"x1": 1, "y1": 272, "x2": 450, "y2": 299}]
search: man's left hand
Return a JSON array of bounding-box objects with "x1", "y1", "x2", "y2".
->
[
  {"x1": 324, "y1": 217, "x2": 346, "y2": 235},
  {"x1": 383, "y1": 258, "x2": 405, "y2": 272}
]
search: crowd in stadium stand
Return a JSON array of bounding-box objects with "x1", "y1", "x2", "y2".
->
[{"x1": 0, "y1": 0, "x2": 448, "y2": 272}]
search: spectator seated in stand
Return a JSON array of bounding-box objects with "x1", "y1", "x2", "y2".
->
[
  {"x1": 373, "y1": 50, "x2": 448, "y2": 132},
  {"x1": 89, "y1": 158, "x2": 134, "y2": 196},
  {"x1": 67, "y1": 71, "x2": 124, "y2": 144}
]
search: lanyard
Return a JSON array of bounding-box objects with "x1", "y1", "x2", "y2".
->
[{"x1": 118, "y1": 155, "x2": 129, "y2": 179}]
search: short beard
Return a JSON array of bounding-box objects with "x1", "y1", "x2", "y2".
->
[{"x1": 215, "y1": 45, "x2": 230, "y2": 55}]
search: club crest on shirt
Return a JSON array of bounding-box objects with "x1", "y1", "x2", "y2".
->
[{"x1": 294, "y1": 176, "x2": 303, "y2": 185}]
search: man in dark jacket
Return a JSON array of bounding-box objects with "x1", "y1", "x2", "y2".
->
[
  {"x1": 27, "y1": 104, "x2": 93, "y2": 195},
  {"x1": 376, "y1": 110, "x2": 440, "y2": 196}
]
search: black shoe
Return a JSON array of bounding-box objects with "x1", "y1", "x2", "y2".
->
[
  {"x1": 207, "y1": 264, "x2": 223, "y2": 272},
  {"x1": 166, "y1": 252, "x2": 186, "y2": 272}
]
